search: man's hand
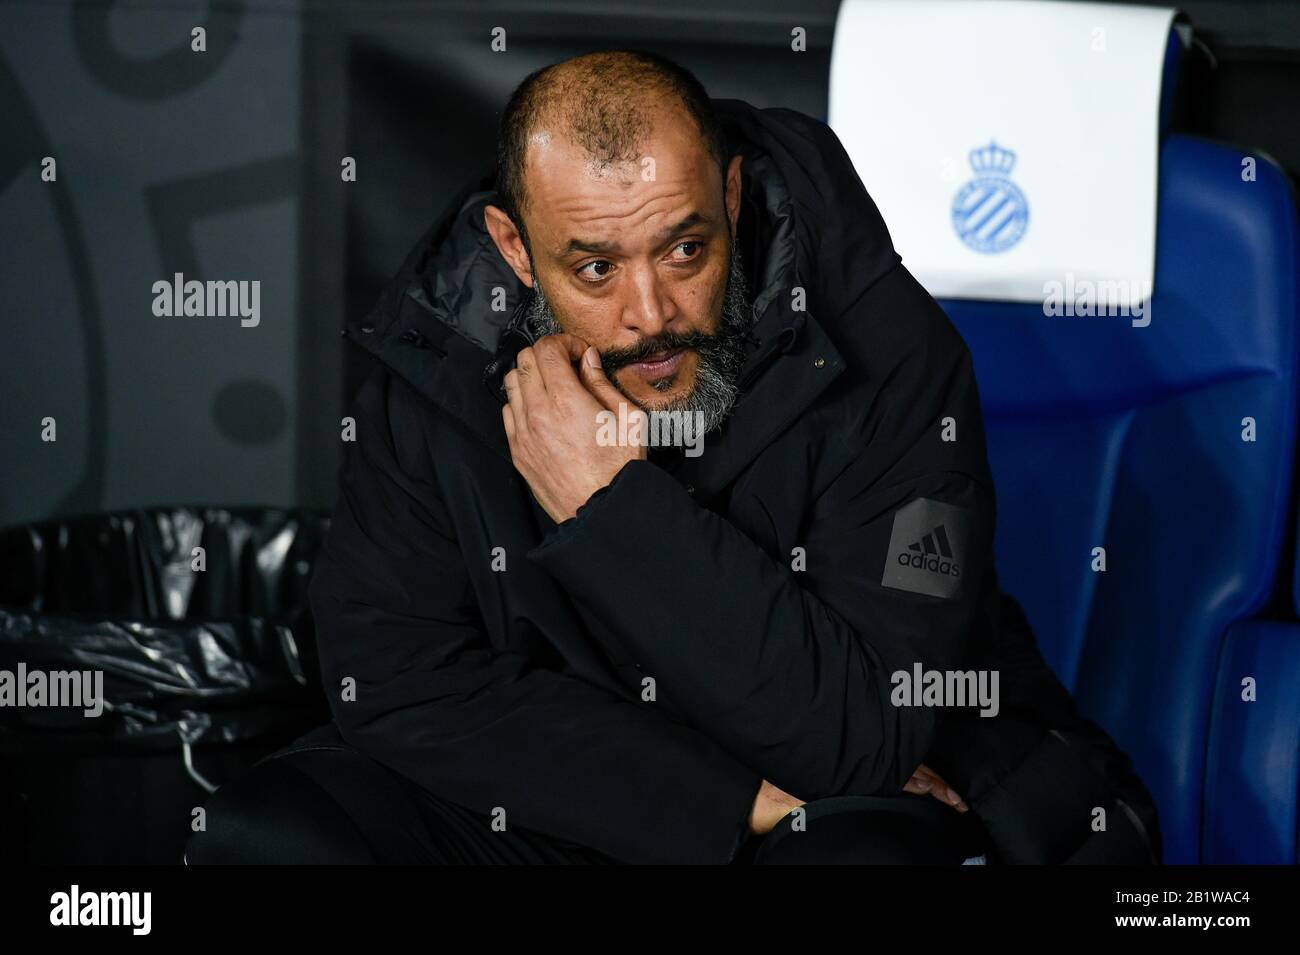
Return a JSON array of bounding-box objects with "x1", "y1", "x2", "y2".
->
[
  {"x1": 502, "y1": 333, "x2": 648, "y2": 524},
  {"x1": 749, "y1": 779, "x2": 806, "y2": 835},
  {"x1": 903, "y1": 763, "x2": 969, "y2": 812}
]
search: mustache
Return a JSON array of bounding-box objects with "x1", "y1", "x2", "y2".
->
[{"x1": 598, "y1": 329, "x2": 720, "y2": 372}]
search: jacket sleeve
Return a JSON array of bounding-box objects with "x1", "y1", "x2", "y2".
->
[
  {"x1": 309, "y1": 370, "x2": 762, "y2": 864},
  {"x1": 529, "y1": 267, "x2": 997, "y2": 802}
]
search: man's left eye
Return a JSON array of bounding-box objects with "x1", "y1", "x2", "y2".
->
[{"x1": 670, "y1": 241, "x2": 702, "y2": 261}]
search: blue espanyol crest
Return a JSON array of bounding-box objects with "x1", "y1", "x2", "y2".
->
[{"x1": 952, "y1": 141, "x2": 1029, "y2": 254}]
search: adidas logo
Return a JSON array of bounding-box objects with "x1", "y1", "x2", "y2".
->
[
  {"x1": 896, "y1": 523, "x2": 961, "y2": 578},
  {"x1": 883, "y1": 498, "x2": 968, "y2": 599}
]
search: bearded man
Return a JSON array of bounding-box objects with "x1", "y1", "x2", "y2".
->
[{"x1": 187, "y1": 50, "x2": 1158, "y2": 865}]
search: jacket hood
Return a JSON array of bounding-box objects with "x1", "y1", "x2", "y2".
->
[{"x1": 342, "y1": 99, "x2": 902, "y2": 476}]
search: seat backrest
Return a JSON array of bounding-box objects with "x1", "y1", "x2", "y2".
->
[{"x1": 942, "y1": 136, "x2": 1300, "y2": 862}]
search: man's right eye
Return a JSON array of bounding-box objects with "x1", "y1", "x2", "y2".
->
[{"x1": 576, "y1": 260, "x2": 614, "y2": 282}]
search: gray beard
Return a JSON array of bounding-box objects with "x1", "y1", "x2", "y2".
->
[{"x1": 522, "y1": 242, "x2": 752, "y2": 436}]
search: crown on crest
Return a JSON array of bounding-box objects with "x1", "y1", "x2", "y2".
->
[{"x1": 968, "y1": 141, "x2": 1017, "y2": 177}]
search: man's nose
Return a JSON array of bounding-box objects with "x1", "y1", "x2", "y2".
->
[{"x1": 620, "y1": 266, "x2": 674, "y2": 338}]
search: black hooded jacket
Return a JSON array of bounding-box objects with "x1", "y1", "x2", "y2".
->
[{"x1": 309, "y1": 99, "x2": 1161, "y2": 864}]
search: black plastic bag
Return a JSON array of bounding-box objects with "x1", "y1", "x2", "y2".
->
[{"x1": 0, "y1": 507, "x2": 332, "y2": 863}]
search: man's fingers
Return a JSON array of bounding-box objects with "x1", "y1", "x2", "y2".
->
[
  {"x1": 529, "y1": 336, "x2": 588, "y2": 396},
  {"x1": 512, "y1": 346, "x2": 549, "y2": 411},
  {"x1": 578, "y1": 347, "x2": 631, "y2": 413},
  {"x1": 503, "y1": 368, "x2": 523, "y2": 411},
  {"x1": 928, "y1": 780, "x2": 968, "y2": 813},
  {"x1": 906, "y1": 764, "x2": 968, "y2": 811},
  {"x1": 903, "y1": 774, "x2": 934, "y2": 794},
  {"x1": 934, "y1": 782, "x2": 969, "y2": 812}
]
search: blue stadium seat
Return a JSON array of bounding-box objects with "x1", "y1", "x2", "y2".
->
[
  {"x1": 941, "y1": 137, "x2": 1300, "y2": 863},
  {"x1": 1201, "y1": 397, "x2": 1300, "y2": 864},
  {"x1": 1203, "y1": 621, "x2": 1300, "y2": 863}
]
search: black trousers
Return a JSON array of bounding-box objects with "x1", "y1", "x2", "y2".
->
[{"x1": 186, "y1": 727, "x2": 994, "y2": 865}]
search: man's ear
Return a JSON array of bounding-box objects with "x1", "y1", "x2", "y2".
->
[
  {"x1": 724, "y1": 154, "x2": 744, "y2": 241},
  {"x1": 483, "y1": 205, "x2": 534, "y2": 287}
]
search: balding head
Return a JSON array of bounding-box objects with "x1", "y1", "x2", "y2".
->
[
  {"x1": 495, "y1": 50, "x2": 729, "y2": 249},
  {"x1": 482, "y1": 50, "x2": 746, "y2": 421}
]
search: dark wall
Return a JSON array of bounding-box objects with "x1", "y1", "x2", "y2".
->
[{"x1": 1, "y1": 0, "x2": 301, "y2": 525}]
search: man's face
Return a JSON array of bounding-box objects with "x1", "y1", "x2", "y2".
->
[{"x1": 498, "y1": 109, "x2": 748, "y2": 420}]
